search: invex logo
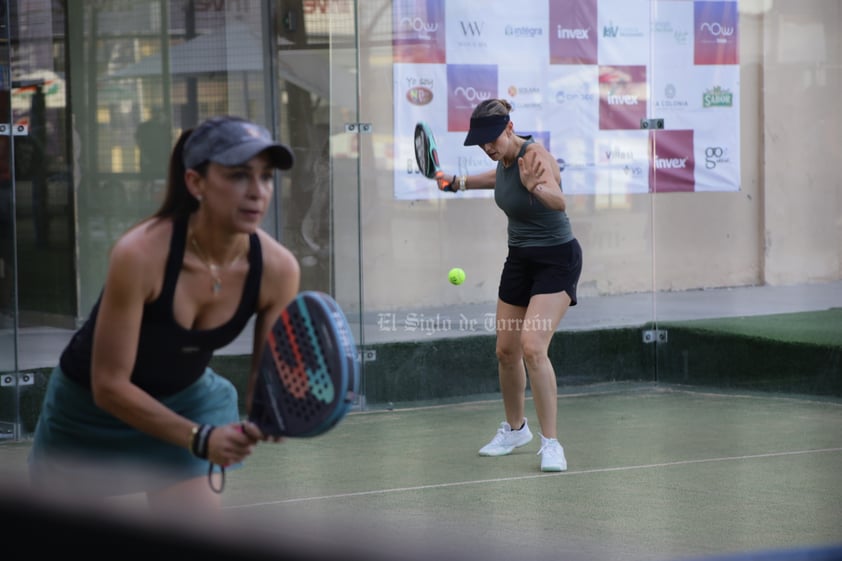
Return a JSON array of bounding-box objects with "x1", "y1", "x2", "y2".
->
[
  {"x1": 607, "y1": 92, "x2": 639, "y2": 105},
  {"x1": 399, "y1": 16, "x2": 439, "y2": 37},
  {"x1": 557, "y1": 25, "x2": 589, "y2": 39},
  {"x1": 699, "y1": 21, "x2": 734, "y2": 43},
  {"x1": 654, "y1": 156, "x2": 688, "y2": 169},
  {"x1": 454, "y1": 86, "x2": 491, "y2": 103}
]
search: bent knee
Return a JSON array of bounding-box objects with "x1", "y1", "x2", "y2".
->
[
  {"x1": 496, "y1": 344, "x2": 522, "y2": 366},
  {"x1": 520, "y1": 336, "x2": 549, "y2": 364}
]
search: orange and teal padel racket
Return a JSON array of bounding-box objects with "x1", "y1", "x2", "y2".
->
[
  {"x1": 414, "y1": 121, "x2": 452, "y2": 190},
  {"x1": 249, "y1": 291, "x2": 359, "y2": 437}
]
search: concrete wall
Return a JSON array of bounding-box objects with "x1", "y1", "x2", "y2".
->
[{"x1": 761, "y1": 1, "x2": 841, "y2": 285}]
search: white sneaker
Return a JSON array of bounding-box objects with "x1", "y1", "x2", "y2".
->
[
  {"x1": 538, "y1": 434, "x2": 567, "y2": 472},
  {"x1": 478, "y1": 419, "x2": 533, "y2": 456}
]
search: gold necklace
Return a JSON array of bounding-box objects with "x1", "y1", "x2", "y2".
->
[{"x1": 190, "y1": 235, "x2": 247, "y2": 295}]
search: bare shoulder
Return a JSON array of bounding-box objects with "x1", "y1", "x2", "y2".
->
[
  {"x1": 525, "y1": 140, "x2": 552, "y2": 158},
  {"x1": 256, "y1": 230, "x2": 299, "y2": 277},
  {"x1": 255, "y1": 229, "x2": 301, "y2": 308},
  {"x1": 524, "y1": 140, "x2": 561, "y2": 181},
  {"x1": 105, "y1": 218, "x2": 172, "y2": 298}
]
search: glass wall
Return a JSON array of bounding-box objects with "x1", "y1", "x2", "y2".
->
[
  {"x1": 0, "y1": 0, "x2": 363, "y2": 438},
  {"x1": 653, "y1": 1, "x2": 841, "y2": 394},
  {"x1": 351, "y1": 0, "x2": 840, "y2": 406},
  {"x1": 355, "y1": 1, "x2": 659, "y2": 404},
  {"x1": 1, "y1": 0, "x2": 77, "y2": 440},
  {"x1": 0, "y1": 0, "x2": 840, "y2": 441}
]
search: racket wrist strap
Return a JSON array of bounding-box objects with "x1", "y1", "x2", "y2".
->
[{"x1": 190, "y1": 423, "x2": 215, "y2": 459}]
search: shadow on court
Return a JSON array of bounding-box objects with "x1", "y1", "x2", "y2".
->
[{"x1": 1, "y1": 383, "x2": 841, "y2": 561}]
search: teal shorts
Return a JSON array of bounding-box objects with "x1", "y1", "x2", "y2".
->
[{"x1": 28, "y1": 366, "x2": 242, "y2": 497}]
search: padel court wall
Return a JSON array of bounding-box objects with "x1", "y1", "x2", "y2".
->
[{"x1": 8, "y1": 316, "x2": 840, "y2": 434}]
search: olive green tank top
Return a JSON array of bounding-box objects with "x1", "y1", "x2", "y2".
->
[{"x1": 494, "y1": 136, "x2": 574, "y2": 247}]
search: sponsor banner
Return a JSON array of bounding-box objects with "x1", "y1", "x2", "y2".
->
[
  {"x1": 693, "y1": 116, "x2": 740, "y2": 192},
  {"x1": 445, "y1": 1, "x2": 549, "y2": 66},
  {"x1": 652, "y1": 1, "x2": 694, "y2": 68},
  {"x1": 598, "y1": 65, "x2": 648, "y2": 131},
  {"x1": 597, "y1": 0, "x2": 651, "y2": 66},
  {"x1": 694, "y1": 0, "x2": 739, "y2": 65},
  {"x1": 500, "y1": 67, "x2": 548, "y2": 132},
  {"x1": 649, "y1": 129, "x2": 696, "y2": 193},
  {"x1": 393, "y1": 0, "x2": 447, "y2": 64},
  {"x1": 550, "y1": 0, "x2": 599, "y2": 65},
  {"x1": 595, "y1": 131, "x2": 650, "y2": 195},
  {"x1": 446, "y1": 64, "x2": 498, "y2": 132},
  {"x1": 392, "y1": 0, "x2": 741, "y2": 199},
  {"x1": 546, "y1": 65, "x2": 600, "y2": 136}
]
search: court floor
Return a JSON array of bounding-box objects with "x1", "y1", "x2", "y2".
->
[{"x1": 1, "y1": 382, "x2": 841, "y2": 561}]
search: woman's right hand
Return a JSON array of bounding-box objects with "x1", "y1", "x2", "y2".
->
[
  {"x1": 207, "y1": 421, "x2": 262, "y2": 467},
  {"x1": 436, "y1": 171, "x2": 456, "y2": 192}
]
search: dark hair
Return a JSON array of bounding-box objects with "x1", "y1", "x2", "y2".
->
[
  {"x1": 153, "y1": 128, "x2": 208, "y2": 220},
  {"x1": 471, "y1": 98, "x2": 512, "y2": 119}
]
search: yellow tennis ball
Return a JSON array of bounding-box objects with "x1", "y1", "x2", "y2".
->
[{"x1": 448, "y1": 267, "x2": 466, "y2": 285}]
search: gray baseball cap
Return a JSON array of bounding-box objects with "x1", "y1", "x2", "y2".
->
[{"x1": 183, "y1": 116, "x2": 294, "y2": 170}]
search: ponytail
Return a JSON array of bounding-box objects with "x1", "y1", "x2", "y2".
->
[{"x1": 153, "y1": 128, "x2": 205, "y2": 220}]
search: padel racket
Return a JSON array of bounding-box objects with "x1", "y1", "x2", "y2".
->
[
  {"x1": 414, "y1": 121, "x2": 451, "y2": 190},
  {"x1": 249, "y1": 291, "x2": 359, "y2": 438}
]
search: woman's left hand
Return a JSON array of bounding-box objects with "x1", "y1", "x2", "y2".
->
[
  {"x1": 518, "y1": 149, "x2": 550, "y2": 192},
  {"x1": 241, "y1": 419, "x2": 284, "y2": 444}
]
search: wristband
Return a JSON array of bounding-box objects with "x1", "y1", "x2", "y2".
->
[
  {"x1": 190, "y1": 423, "x2": 215, "y2": 459},
  {"x1": 458, "y1": 175, "x2": 467, "y2": 191},
  {"x1": 189, "y1": 424, "x2": 199, "y2": 450}
]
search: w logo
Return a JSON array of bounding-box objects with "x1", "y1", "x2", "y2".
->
[{"x1": 459, "y1": 21, "x2": 483, "y2": 36}]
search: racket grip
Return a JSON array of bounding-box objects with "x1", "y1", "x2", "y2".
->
[{"x1": 436, "y1": 172, "x2": 455, "y2": 192}]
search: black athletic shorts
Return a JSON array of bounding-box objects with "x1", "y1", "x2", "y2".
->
[{"x1": 498, "y1": 239, "x2": 582, "y2": 308}]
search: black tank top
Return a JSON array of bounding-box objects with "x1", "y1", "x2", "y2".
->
[{"x1": 60, "y1": 215, "x2": 263, "y2": 397}]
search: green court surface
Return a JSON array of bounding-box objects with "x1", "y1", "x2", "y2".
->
[
  {"x1": 660, "y1": 308, "x2": 842, "y2": 347},
  {"x1": 1, "y1": 383, "x2": 841, "y2": 561}
]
